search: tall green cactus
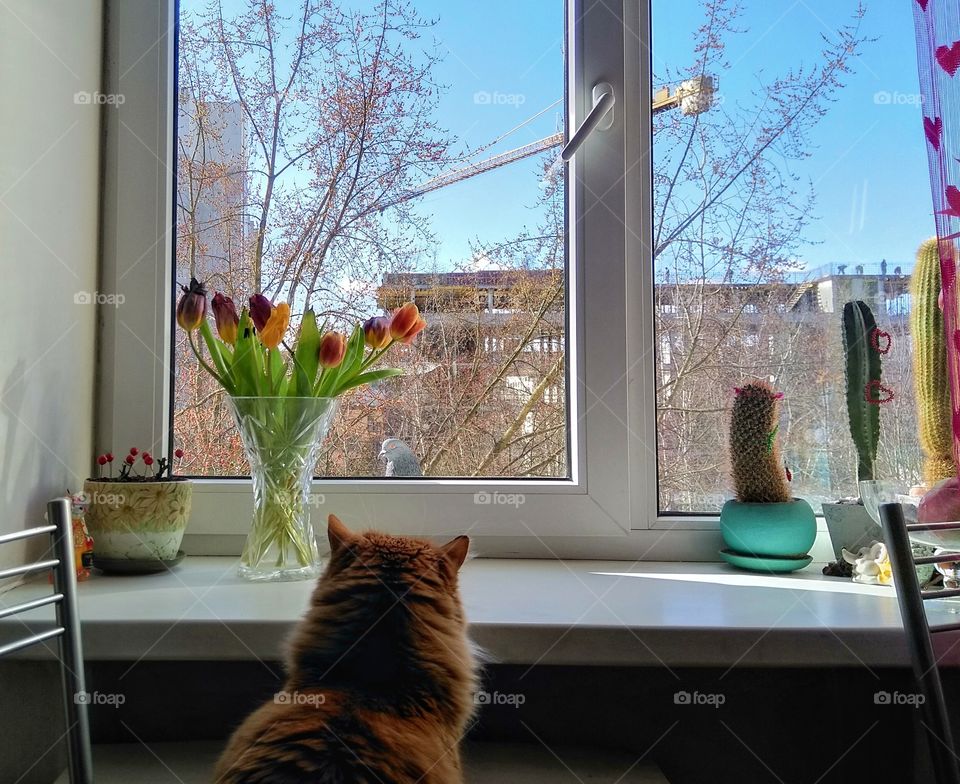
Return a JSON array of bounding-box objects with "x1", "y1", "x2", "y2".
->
[
  {"x1": 842, "y1": 300, "x2": 881, "y2": 484},
  {"x1": 911, "y1": 238, "x2": 955, "y2": 484},
  {"x1": 729, "y1": 381, "x2": 791, "y2": 503}
]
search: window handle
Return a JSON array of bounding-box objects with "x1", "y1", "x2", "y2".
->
[{"x1": 560, "y1": 82, "x2": 615, "y2": 162}]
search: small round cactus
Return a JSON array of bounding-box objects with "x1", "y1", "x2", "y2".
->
[{"x1": 729, "y1": 381, "x2": 791, "y2": 504}]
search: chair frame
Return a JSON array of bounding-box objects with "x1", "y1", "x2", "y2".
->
[
  {"x1": 0, "y1": 498, "x2": 93, "y2": 784},
  {"x1": 880, "y1": 501, "x2": 960, "y2": 784}
]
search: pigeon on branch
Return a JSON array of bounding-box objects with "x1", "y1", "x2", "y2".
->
[{"x1": 379, "y1": 438, "x2": 423, "y2": 477}]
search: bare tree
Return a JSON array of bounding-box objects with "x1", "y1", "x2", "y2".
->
[
  {"x1": 653, "y1": 1, "x2": 877, "y2": 511},
  {"x1": 180, "y1": 0, "x2": 449, "y2": 305}
]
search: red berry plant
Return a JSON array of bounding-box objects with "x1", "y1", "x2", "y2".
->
[{"x1": 94, "y1": 446, "x2": 186, "y2": 482}]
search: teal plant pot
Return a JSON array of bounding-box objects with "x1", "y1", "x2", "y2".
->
[{"x1": 720, "y1": 498, "x2": 816, "y2": 559}]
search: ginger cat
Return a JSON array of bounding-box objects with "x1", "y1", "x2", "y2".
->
[{"x1": 214, "y1": 515, "x2": 477, "y2": 783}]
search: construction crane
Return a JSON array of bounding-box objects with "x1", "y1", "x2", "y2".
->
[{"x1": 388, "y1": 76, "x2": 716, "y2": 207}]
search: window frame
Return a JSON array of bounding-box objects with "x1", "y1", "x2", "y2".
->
[{"x1": 97, "y1": 0, "x2": 727, "y2": 559}]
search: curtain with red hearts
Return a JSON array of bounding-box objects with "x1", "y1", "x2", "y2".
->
[{"x1": 915, "y1": 0, "x2": 960, "y2": 476}]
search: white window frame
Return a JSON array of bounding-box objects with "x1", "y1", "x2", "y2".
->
[{"x1": 97, "y1": 0, "x2": 725, "y2": 559}]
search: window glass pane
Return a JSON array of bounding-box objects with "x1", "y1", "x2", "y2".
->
[
  {"x1": 653, "y1": 1, "x2": 927, "y2": 513},
  {"x1": 175, "y1": 0, "x2": 567, "y2": 478}
]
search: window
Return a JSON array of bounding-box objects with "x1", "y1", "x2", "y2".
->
[
  {"x1": 652, "y1": 0, "x2": 927, "y2": 515},
  {"x1": 101, "y1": 0, "x2": 650, "y2": 553},
  {"x1": 103, "y1": 0, "x2": 925, "y2": 555},
  {"x1": 173, "y1": 1, "x2": 569, "y2": 481}
]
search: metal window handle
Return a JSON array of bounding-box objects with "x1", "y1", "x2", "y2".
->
[{"x1": 561, "y1": 82, "x2": 615, "y2": 162}]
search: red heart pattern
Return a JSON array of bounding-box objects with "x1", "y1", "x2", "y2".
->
[
  {"x1": 941, "y1": 186, "x2": 960, "y2": 217},
  {"x1": 938, "y1": 42, "x2": 960, "y2": 77},
  {"x1": 944, "y1": 255, "x2": 957, "y2": 291},
  {"x1": 925, "y1": 116, "x2": 943, "y2": 150},
  {"x1": 864, "y1": 381, "x2": 895, "y2": 405},
  {"x1": 870, "y1": 328, "x2": 892, "y2": 355}
]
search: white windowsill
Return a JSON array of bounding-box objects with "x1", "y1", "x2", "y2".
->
[{"x1": 2, "y1": 557, "x2": 957, "y2": 667}]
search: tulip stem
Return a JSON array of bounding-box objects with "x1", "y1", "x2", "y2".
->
[
  {"x1": 283, "y1": 339, "x2": 311, "y2": 395},
  {"x1": 360, "y1": 343, "x2": 394, "y2": 372},
  {"x1": 188, "y1": 331, "x2": 231, "y2": 390}
]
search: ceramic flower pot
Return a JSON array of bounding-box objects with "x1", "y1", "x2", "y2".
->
[
  {"x1": 821, "y1": 502, "x2": 881, "y2": 561},
  {"x1": 82, "y1": 479, "x2": 192, "y2": 560},
  {"x1": 720, "y1": 498, "x2": 816, "y2": 559}
]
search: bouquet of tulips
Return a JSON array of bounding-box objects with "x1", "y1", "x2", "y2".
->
[
  {"x1": 175, "y1": 279, "x2": 426, "y2": 580},
  {"x1": 176, "y1": 278, "x2": 425, "y2": 398}
]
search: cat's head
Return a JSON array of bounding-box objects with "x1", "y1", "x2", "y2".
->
[
  {"x1": 320, "y1": 514, "x2": 471, "y2": 609},
  {"x1": 287, "y1": 515, "x2": 477, "y2": 716}
]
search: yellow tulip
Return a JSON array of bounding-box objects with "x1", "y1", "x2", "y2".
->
[{"x1": 258, "y1": 302, "x2": 290, "y2": 350}]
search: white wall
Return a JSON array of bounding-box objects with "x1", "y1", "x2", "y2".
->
[{"x1": 0, "y1": 1, "x2": 102, "y2": 569}]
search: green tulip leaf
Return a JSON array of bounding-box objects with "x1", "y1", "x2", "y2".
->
[
  {"x1": 268, "y1": 347, "x2": 285, "y2": 394},
  {"x1": 198, "y1": 320, "x2": 232, "y2": 386},
  {"x1": 232, "y1": 310, "x2": 258, "y2": 397},
  {"x1": 330, "y1": 367, "x2": 403, "y2": 396},
  {"x1": 291, "y1": 309, "x2": 321, "y2": 397}
]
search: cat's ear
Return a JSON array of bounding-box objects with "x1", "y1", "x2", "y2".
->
[
  {"x1": 327, "y1": 514, "x2": 356, "y2": 554},
  {"x1": 439, "y1": 535, "x2": 470, "y2": 572}
]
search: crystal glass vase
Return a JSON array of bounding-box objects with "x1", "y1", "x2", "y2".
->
[{"x1": 227, "y1": 396, "x2": 338, "y2": 582}]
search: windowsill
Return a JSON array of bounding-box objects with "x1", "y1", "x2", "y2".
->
[{"x1": 2, "y1": 557, "x2": 957, "y2": 667}]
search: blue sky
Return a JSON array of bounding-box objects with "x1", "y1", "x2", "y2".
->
[
  {"x1": 652, "y1": 0, "x2": 931, "y2": 274},
  {"x1": 400, "y1": 0, "x2": 566, "y2": 270},
  {"x1": 187, "y1": 0, "x2": 933, "y2": 276},
  {"x1": 414, "y1": 0, "x2": 932, "y2": 274}
]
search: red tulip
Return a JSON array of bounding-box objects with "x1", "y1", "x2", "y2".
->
[
  {"x1": 176, "y1": 278, "x2": 207, "y2": 331},
  {"x1": 249, "y1": 294, "x2": 273, "y2": 332},
  {"x1": 129, "y1": 447, "x2": 139, "y2": 456},
  {"x1": 97, "y1": 455, "x2": 108, "y2": 466},
  {"x1": 363, "y1": 316, "x2": 392, "y2": 349},
  {"x1": 105, "y1": 453, "x2": 114, "y2": 462},
  {"x1": 318, "y1": 331, "x2": 347, "y2": 368},
  {"x1": 125, "y1": 454, "x2": 135, "y2": 465},
  {"x1": 390, "y1": 303, "x2": 426, "y2": 344},
  {"x1": 211, "y1": 293, "x2": 239, "y2": 344},
  {"x1": 143, "y1": 455, "x2": 154, "y2": 466}
]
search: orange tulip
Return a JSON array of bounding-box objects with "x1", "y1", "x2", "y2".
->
[
  {"x1": 318, "y1": 331, "x2": 347, "y2": 368},
  {"x1": 390, "y1": 303, "x2": 426, "y2": 344},
  {"x1": 258, "y1": 302, "x2": 290, "y2": 350}
]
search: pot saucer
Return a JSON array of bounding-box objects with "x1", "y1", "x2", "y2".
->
[
  {"x1": 92, "y1": 550, "x2": 185, "y2": 575},
  {"x1": 719, "y1": 549, "x2": 812, "y2": 573}
]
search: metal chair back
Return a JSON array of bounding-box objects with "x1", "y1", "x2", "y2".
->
[
  {"x1": 0, "y1": 498, "x2": 93, "y2": 784},
  {"x1": 879, "y1": 501, "x2": 960, "y2": 784}
]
